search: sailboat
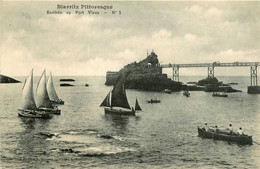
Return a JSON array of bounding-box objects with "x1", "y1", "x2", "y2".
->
[
  {"x1": 135, "y1": 98, "x2": 142, "y2": 111},
  {"x1": 18, "y1": 69, "x2": 51, "y2": 119},
  {"x1": 47, "y1": 72, "x2": 64, "y2": 105},
  {"x1": 36, "y1": 70, "x2": 61, "y2": 115},
  {"x1": 100, "y1": 84, "x2": 141, "y2": 116}
]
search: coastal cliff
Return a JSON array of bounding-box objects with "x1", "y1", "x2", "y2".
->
[
  {"x1": 0, "y1": 74, "x2": 21, "y2": 83},
  {"x1": 106, "y1": 51, "x2": 182, "y2": 91}
]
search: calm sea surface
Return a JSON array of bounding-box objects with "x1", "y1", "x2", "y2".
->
[{"x1": 1, "y1": 76, "x2": 260, "y2": 169}]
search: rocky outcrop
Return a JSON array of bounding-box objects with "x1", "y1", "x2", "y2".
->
[
  {"x1": 106, "y1": 51, "x2": 183, "y2": 92},
  {"x1": 0, "y1": 74, "x2": 21, "y2": 83},
  {"x1": 60, "y1": 83, "x2": 74, "y2": 87},
  {"x1": 198, "y1": 77, "x2": 218, "y2": 86},
  {"x1": 183, "y1": 77, "x2": 241, "y2": 93},
  {"x1": 60, "y1": 79, "x2": 75, "y2": 82}
]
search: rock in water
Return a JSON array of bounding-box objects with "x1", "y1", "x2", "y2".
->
[
  {"x1": 105, "y1": 51, "x2": 182, "y2": 92},
  {"x1": 0, "y1": 74, "x2": 21, "y2": 83},
  {"x1": 60, "y1": 79, "x2": 75, "y2": 82},
  {"x1": 60, "y1": 83, "x2": 74, "y2": 87},
  {"x1": 183, "y1": 77, "x2": 241, "y2": 93}
]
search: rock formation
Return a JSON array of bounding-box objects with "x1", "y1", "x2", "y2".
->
[
  {"x1": 106, "y1": 51, "x2": 183, "y2": 92},
  {"x1": 0, "y1": 74, "x2": 21, "y2": 83},
  {"x1": 183, "y1": 77, "x2": 241, "y2": 93}
]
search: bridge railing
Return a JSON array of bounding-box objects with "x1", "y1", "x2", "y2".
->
[{"x1": 160, "y1": 62, "x2": 259, "y2": 68}]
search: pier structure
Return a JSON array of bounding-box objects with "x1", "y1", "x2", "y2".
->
[{"x1": 161, "y1": 61, "x2": 260, "y2": 93}]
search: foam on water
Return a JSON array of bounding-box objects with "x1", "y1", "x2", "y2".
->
[{"x1": 75, "y1": 145, "x2": 136, "y2": 155}]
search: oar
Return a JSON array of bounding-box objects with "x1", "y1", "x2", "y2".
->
[{"x1": 253, "y1": 141, "x2": 260, "y2": 145}]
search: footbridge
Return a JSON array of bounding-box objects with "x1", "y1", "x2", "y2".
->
[{"x1": 160, "y1": 61, "x2": 259, "y2": 87}]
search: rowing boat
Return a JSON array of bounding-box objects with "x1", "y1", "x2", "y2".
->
[{"x1": 198, "y1": 127, "x2": 252, "y2": 145}]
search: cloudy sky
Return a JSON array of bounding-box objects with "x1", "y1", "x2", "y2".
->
[{"x1": 0, "y1": 1, "x2": 259, "y2": 76}]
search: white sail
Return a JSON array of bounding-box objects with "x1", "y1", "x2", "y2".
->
[
  {"x1": 47, "y1": 72, "x2": 59, "y2": 101},
  {"x1": 36, "y1": 70, "x2": 53, "y2": 108},
  {"x1": 21, "y1": 69, "x2": 37, "y2": 110}
]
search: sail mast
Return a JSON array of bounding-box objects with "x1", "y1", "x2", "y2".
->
[
  {"x1": 47, "y1": 72, "x2": 59, "y2": 101},
  {"x1": 110, "y1": 84, "x2": 131, "y2": 109},
  {"x1": 36, "y1": 70, "x2": 53, "y2": 108},
  {"x1": 100, "y1": 91, "x2": 111, "y2": 107},
  {"x1": 21, "y1": 69, "x2": 37, "y2": 110},
  {"x1": 135, "y1": 98, "x2": 142, "y2": 111}
]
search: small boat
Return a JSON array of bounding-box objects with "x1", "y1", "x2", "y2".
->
[
  {"x1": 146, "y1": 98, "x2": 161, "y2": 103},
  {"x1": 47, "y1": 72, "x2": 64, "y2": 105},
  {"x1": 163, "y1": 89, "x2": 172, "y2": 94},
  {"x1": 18, "y1": 69, "x2": 51, "y2": 119},
  {"x1": 100, "y1": 84, "x2": 140, "y2": 116},
  {"x1": 183, "y1": 91, "x2": 190, "y2": 97},
  {"x1": 212, "y1": 92, "x2": 228, "y2": 97},
  {"x1": 198, "y1": 127, "x2": 252, "y2": 145},
  {"x1": 36, "y1": 70, "x2": 61, "y2": 115}
]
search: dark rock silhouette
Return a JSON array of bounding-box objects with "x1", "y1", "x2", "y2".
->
[
  {"x1": 183, "y1": 77, "x2": 241, "y2": 93},
  {"x1": 0, "y1": 74, "x2": 21, "y2": 83},
  {"x1": 60, "y1": 79, "x2": 75, "y2": 82},
  {"x1": 198, "y1": 77, "x2": 218, "y2": 86},
  {"x1": 60, "y1": 83, "x2": 74, "y2": 87},
  {"x1": 106, "y1": 51, "x2": 182, "y2": 92}
]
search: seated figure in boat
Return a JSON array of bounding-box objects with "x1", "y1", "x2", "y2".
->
[
  {"x1": 237, "y1": 127, "x2": 243, "y2": 135},
  {"x1": 202, "y1": 123, "x2": 209, "y2": 131},
  {"x1": 227, "y1": 124, "x2": 233, "y2": 134},
  {"x1": 214, "y1": 126, "x2": 220, "y2": 132}
]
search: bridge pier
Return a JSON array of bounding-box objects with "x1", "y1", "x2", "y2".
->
[
  {"x1": 161, "y1": 61, "x2": 259, "y2": 93},
  {"x1": 250, "y1": 65, "x2": 257, "y2": 86},
  {"x1": 248, "y1": 65, "x2": 260, "y2": 94},
  {"x1": 172, "y1": 66, "x2": 179, "y2": 82},
  {"x1": 208, "y1": 66, "x2": 214, "y2": 78}
]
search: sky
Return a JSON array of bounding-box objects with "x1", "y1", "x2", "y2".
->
[{"x1": 0, "y1": 1, "x2": 260, "y2": 76}]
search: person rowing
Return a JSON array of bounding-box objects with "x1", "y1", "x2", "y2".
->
[
  {"x1": 214, "y1": 126, "x2": 219, "y2": 132},
  {"x1": 227, "y1": 124, "x2": 233, "y2": 134},
  {"x1": 237, "y1": 127, "x2": 243, "y2": 135},
  {"x1": 203, "y1": 123, "x2": 209, "y2": 131}
]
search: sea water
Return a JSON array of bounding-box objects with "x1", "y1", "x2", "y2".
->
[{"x1": 0, "y1": 76, "x2": 260, "y2": 169}]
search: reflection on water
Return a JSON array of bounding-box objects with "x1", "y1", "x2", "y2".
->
[
  {"x1": 104, "y1": 114, "x2": 130, "y2": 130},
  {"x1": 16, "y1": 118, "x2": 52, "y2": 169}
]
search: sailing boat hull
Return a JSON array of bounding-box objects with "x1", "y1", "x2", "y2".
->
[
  {"x1": 18, "y1": 109, "x2": 51, "y2": 119},
  {"x1": 38, "y1": 107, "x2": 61, "y2": 115},
  {"x1": 50, "y1": 99, "x2": 64, "y2": 105},
  {"x1": 105, "y1": 107, "x2": 135, "y2": 116}
]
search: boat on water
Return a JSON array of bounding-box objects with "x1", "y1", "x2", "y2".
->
[
  {"x1": 100, "y1": 84, "x2": 141, "y2": 116},
  {"x1": 163, "y1": 89, "x2": 172, "y2": 94},
  {"x1": 212, "y1": 92, "x2": 228, "y2": 97},
  {"x1": 47, "y1": 72, "x2": 64, "y2": 105},
  {"x1": 183, "y1": 91, "x2": 190, "y2": 97},
  {"x1": 36, "y1": 70, "x2": 61, "y2": 115},
  {"x1": 198, "y1": 127, "x2": 252, "y2": 145},
  {"x1": 147, "y1": 98, "x2": 161, "y2": 103},
  {"x1": 18, "y1": 69, "x2": 51, "y2": 119}
]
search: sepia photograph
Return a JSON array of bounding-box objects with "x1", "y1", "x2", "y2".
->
[{"x1": 0, "y1": 1, "x2": 260, "y2": 168}]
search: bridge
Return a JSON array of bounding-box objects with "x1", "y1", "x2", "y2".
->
[{"x1": 160, "y1": 61, "x2": 259, "y2": 87}]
